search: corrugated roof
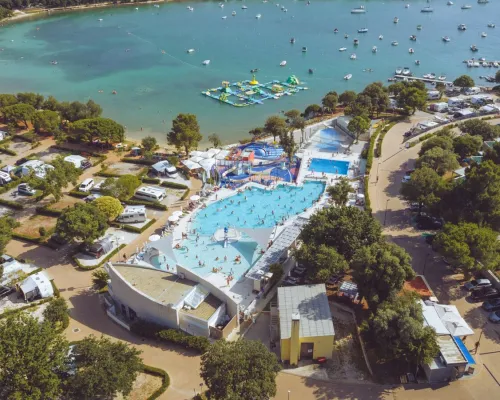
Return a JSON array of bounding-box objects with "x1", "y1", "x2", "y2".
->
[{"x1": 278, "y1": 284, "x2": 335, "y2": 339}]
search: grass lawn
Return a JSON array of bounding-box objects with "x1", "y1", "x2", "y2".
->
[
  {"x1": 114, "y1": 372, "x2": 162, "y2": 400},
  {"x1": 14, "y1": 215, "x2": 57, "y2": 238},
  {"x1": 49, "y1": 196, "x2": 84, "y2": 211}
]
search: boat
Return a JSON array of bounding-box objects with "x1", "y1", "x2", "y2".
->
[
  {"x1": 410, "y1": 35, "x2": 417, "y2": 41},
  {"x1": 280, "y1": 60, "x2": 287, "y2": 66},
  {"x1": 470, "y1": 44, "x2": 478, "y2": 51},
  {"x1": 344, "y1": 34, "x2": 349, "y2": 39},
  {"x1": 290, "y1": 38, "x2": 296, "y2": 44},
  {"x1": 187, "y1": 6, "x2": 194, "y2": 11},
  {"x1": 493, "y1": 62, "x2": 499, "y2": 67},
  {"x1": 372, "y1": 46, "x2": 378, "y2": 53},
  {"x1": 50, "y1": 60, "x2": 58, "y2": 65},
  {"x1": 423, "y1": 73, "x2": 436, "y2": 78},
  {"x1": 242, "y1": 5, "x2": 248, "y2": 10},
  {"x1": 395, "y1": 67, "x2": 403, "y2": 74},
  {"x1": 202, "y1": 60, "x2": 210, "y2": 65},
  {"x1": 302, "y1": 47, "x2": 307, "y2": 52},
  {"x1": 219, "y1": 3, "x2": 224, "y2": 7},
  {"x1": 478, "y1": 0, "x2": 489, "y2": 3},
  {"x1": 417, "y1": 24, "x2": 423, "y2": 30},
  {"x1": 473, "y1": 61, "x2": 480, "y2": 67},
  {"x1": 402, "y1": 67, "x2": 411, "y2": 75},
  {"x1": 461, "y1": 5, "x2": 471, "y2": 9},
  {"x1": 98, "y1": 18, "x2": 103, "y2": 21},
  {"x1": 344, "y1": 74, "x2": 352, "y2": 80},
  {"x1": 415, "y1": 60, "x2": 421, "y2": 65},
  {"x1": 309, "y1": 68, "x2": 314, "y2": 74},
  {"x1": 458, "y1": 24, "x2": 467, "y2": 30},
  {"x1": 409, "y1": 48, "x2": 415, "y2": 54},
  {"x1": 481, "y1": 32, "x2": 487, "y2": 37},
  {"x1": 421, "y1": 5, "x2": 434, "y2": 12},
  {"x1": 467, "y1": 60, "x2": 474, "y2": 67},
  {"x1": 406, "y1": 4, "x2": 410, "y2": 8},
  {"x1": 250, "y1": 68, "x2": 259, "y2": 73},
  {"x1": 334, "y1": 28, "x2": 339, "y2": 33},
  {"x1": 350, "y1": 54, "x2": 357, "y2": 60},
  {"x1": 379, "y1": 35, "x2": 384, "y2": 40},
  {"x1": 447, "y1": 1, "x2": 454, "y2": 4},
  {"x1": 187, "y1": 48, "x2": 195, "y2": 53},
  {"x1": 358, "y1": 28, "x2": 368, "y2": 33},
  {"x1": 351, "y1": 6, "x2": 366, "y2": 14},
  {"x1": 438, "y1": 75, "x2": 447, "y2": 80},
  {"x1": 222, "y1": 16, "x2": 227, "y2": 19},
  {"x1": 487, "y1": 23, "x2": 495, "y2": 28},
  {"x1": 442, "y1": 36, "x2": 451, "y2": 42},
  {"x1": 394, "y1": 17, "x2": 399, "y2": 23},
  {"x1": 354, "y1": 38, "x2": 359, "y2": 45},
  {"x1": 392, "y1": 41, "x2": 399, "y2": 46},
  {"x1": 339, "y1": 47, "x2": 347, "y2": 51},
  {"x1": 256, "y1": 14, "x2": 261, "y2": 19},
  {"x1": 154, "y1": 4, "x2": 160, "y2": 7},
  {"x1": 232, "y1": 11, "x2": 236, "y2": 16}
]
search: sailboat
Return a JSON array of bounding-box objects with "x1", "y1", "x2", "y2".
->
[{"x1": 421, "y1": 0, "x2": 434, "y2": 12}]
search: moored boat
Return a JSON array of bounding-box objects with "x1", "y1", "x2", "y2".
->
[
  {"x1": 470, "y1": 44, "x2": 478, "y2": 51},
  {"x1": 394, "y1": 17, "x2": 399, "y2": 23},
  {"x1": 344, "y1": 73, "x2": 352, "y2": 80},
  {"x1": 372, "y1": 46, "x2": 377, "y2": 53},
  {"x1": 409, "y1": 48, "x2": 415, "y2": 54},
  {"x1": 442, "y1": 36, "x2": 451, "y2": 42},
  {"x1": 481, "y1": 32, "x2": 487, "y2": 37},
  {"x1": 458, "y1": 24, "x2": 467, "y2": 30},
  {"x1": 351, "y1": 6, "x2": 366, "y2": 14},
  {"x1": 350, "y1": 53, "x2": 357, "y2": 60},
  {"x1": 392, "y1": 41, "x2": 399, "y2": 46},
  {"x1": 461, "y1": 5, "x2": 472, "y2": 9},
  {"x1": 395, "y1": 67, "x2": 403, "y2": 74},
  {"x1": 202, "y1": 60, "x2": 210, "y2": 65},
  {"x1": 358, "y1": 28, "x2": 368, "y2": 33},
  {"x1": 379, "y1": 35, "x2": 384, "y2": 40},
  {"x1": 280, "y1": 60, "x2": 287, "y2": 66},
  {"x1": 339, "y1": 47, "x2": 347, "y2": 51}
]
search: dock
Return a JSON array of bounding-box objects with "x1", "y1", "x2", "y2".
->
[{"x1": 392, "y1": 75, "x2": 453, "y2": 85}]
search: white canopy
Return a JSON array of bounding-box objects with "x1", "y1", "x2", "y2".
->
[
  {"x1": 199, "y1": 151, "x2": 214, "y2": 159},
  {"x1": 168, "y1": 215, "x2": 180, "y2": 222},
  {"x1": 239, "y1": 227, "x2": 275, "y2": 249},
  {"x1": 421, "y1": 300, "x2": 474, "y2": 336},
  {"x1": 172, "y1": 210, "x2": 183, "y2": 217},
  {"x1": 149, "y1": 234, "x2": 161, "y2": 242},
  {"x1": 215, "y1": 150, "x2": 231, "y2": 160},
  {"x1": 190, "y1": 195, "x2": 200, "y2": 201},
  {"x1": 182, "y1": 159, "x2": 202, "y2": 170},
  {"x1": 190, "y1": 150, "x2": 203, "y2": 157},
  {"x1": 206, "y1": 148, "x2": 221, "y2": 156},
  {"x1": 150, "y1": 235, "x2": 177, "y2": 264},
  {"x1": 190, "y1": 156, "x2": 204, "y2": 163},
  {"x1": 198, "y1": 158, "x2": 216, "y2": 173}
]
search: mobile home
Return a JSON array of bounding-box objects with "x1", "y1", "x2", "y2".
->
[
  {"x1": 134, "y1": 186, "x2": 166, "y2": 202},
  {"x1": 116, "y1": 205, "x2": 147, "y2": 224}
]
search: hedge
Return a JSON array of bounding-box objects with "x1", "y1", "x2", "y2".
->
[
  {"x1": 0, "y1": 297, "x2": 53, "y2": 320},
  {"x1": 0, "y1": 198, "x2": 24, "y2": 210},
  {"x1": 113, "y1": 218, "x2": 157, "y2": 234},
  {"x1": 142, "y1": 177, "x2": 161, "y2": 185},
  {"x1": 50, "y1": 279, "x2": 60, "y2": 298},
  {"x1": 73, "y1": 243, "x2": 126, "y2": 271},
  {"x1": 123, "y1": 199, "x2": 167, "y2": 211},
  {"x1": 121, "y1": 157, "x2": 156, "y2": 166},
  {"x1": 160, "y1": 181, "x2": 189, "y2": 190},
  {"x1": 12, "y1": 232, "x2": 44, "y2": 244},
  {"x1": 365, "y1": 125, "x2": 382, "y2": 174},
  {"x1": 142, "y1": 365, "x2": 170, "y2": 400},
  {"x1": 68, "y1": 190, "x2": 89, "y2": 198},
  {"x1": 374, "y1": 121, "x2": 397, "y2": 159},
  {"x1": 95, "y1": 171, "x2": 122, "y2": 178},
  {"x1": 364, "y1": 175, "x2": 372, "y2": 216},
  {"x1": 0, "y1": 145, "x2": 16, "y2": 156},
  {"x1": 36, "y1": 205, "x2": 64, "y2": 217}
]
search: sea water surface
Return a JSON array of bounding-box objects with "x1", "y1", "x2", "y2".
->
[{"x1": 0, "y1": 0, "x2": 498, "y2": 143}]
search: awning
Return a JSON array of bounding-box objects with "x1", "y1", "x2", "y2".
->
[
  {"x1": 190, "y1": 150, "x2": 203, "y2": 157},
  {"x1": 190, "y1": 156, "x2": 204, "y2": 163},
  {"x1": 207, "y1": 148, "x2": 221, "y2": 156},
  {"x1": 149, "y1": 235, "x2": 177, "y2": 264},
  {"x1": 239, "y1": 227, "x2": 275, "y2": 249},
  {"x1": 168, "y1": 215, "x2": 179, "y2": 222},
  {"x1": 215, "y1": 150, "x2": 230, "y2": 160},
  {"x1": 190, "y1": 195, "x2": 200, "y2": 202},
  {"x1": 172, "y1": 210, "x2": 183, "y2": 217},
  {"x1": 182, "y1": 159, "x2": 202, "y2": 170}
]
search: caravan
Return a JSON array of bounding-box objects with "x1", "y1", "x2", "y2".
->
[
  {"x1": 0, "y1": 171, "x2": 12, "y2": 186},
  {"x1": 116, "y1": 205, "x2": 147, "y2": 224},
  {"x1": 134, "y1": 186, "x2": 166, "y2": 202}
]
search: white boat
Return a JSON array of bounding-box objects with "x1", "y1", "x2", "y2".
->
[
  {"x1": 392, "y1": 41, "x2": 399, "y2": 46},
  {"x1": 344, "y1": 74, "x2": 352, "y2": 80},
  {"x1": 98, "y1": 18, "x2": 103, "y2": 21},
  {"x1": 339, "y1": 47, "x2": 347, "y2": 51},
  {"x1": 481, "y1": 32, "x2": 487, "y2": 37},
  {"x1": 350, "y1": 53, "x2": 357, "y2": 60},
  {"x1": 379, "y1": 35, "x2": 384, "y2": 40},
  {"x1": 344, "y1": 34, "x2": 349, "y2": 39},
  {"x1": 220, "y1": 3, "x2": 224, "y2": 8},
  {"x1": 470, "y1": 45, "x2": 478, "y2": 51},
  {"x1": 280, "y1": 60, "x2": 287, "y2": 66},
  {"x1": 461, "y1": 5, "x2": 472, "y2": 9},
  {"x1": 410, "y1": 35, "x2": 417, "y2": 41},
  {"x1": 458, "y1": 24, "x2": 467, "y2": 30},
  {"x1": 478, "y1": 0, "x2": 489, "y2": 3},
  {"x1": 402, "y1": 67, "x2": 411, "y2": 75},
  {"x1": 232, "y1": 11, "x2": 236, "y2": 16},
  {"x1": 405, "y1": 4, "x2": 410, "y2": 8},
  {"x1": 394, "y1": 17, "x2": 399, "y2": 23},
  {"x1": 187, "y1": 6, "x2": 194, "y2": 11},
  {"x1": 242, "y1": 6, "x2": 248, "y2": 10},
  {"x1": 447, "y1": 1, "x2": 454, "y2": 4},
  {"x1": 473, "y1": 61, "x2": 480, "y2": 67},
  {"x1": 417, "y1": 24, "x2": 423, "y2": 30},
  {"x1": 202, "y1": 60, "x2": 210, "y2": 65},
  {"x1": 442, "y1": 36, "x2": 451, "y2": 42},
  {"x1": 154, "y1": 4, "x2": 160, "y2": 7},
  {"x1": 423, "y1": 73, "x2": 435, "y2": 78},
  {"x1": 256, "y1": 14, "x2": 261, "y2": 19},
  {"x1": 372, "y1": 46, "x2": 378, "y2": 53},
  {"x1": 187, "y1": 49, "x2": 195, "y2": 53},
  {"x1": 351, "y1": 6, "x2": 366, "y2": 14},
  {"x1": 421, "y1": 6, "x2": 434, "y2": 12},
  {"x1": 409, "y1": 48, "x2": 415, "y2": 53},
  {"x1": 395, "y1": 67, "x2": 403, "y2": 74},
  {"x1": 493, "y1": 62, "x2": 499, "y2": 67},
  {"x1": 467, "y1": 60, "x2": 474, "y2": 67},
  {"x1": 222, "y1": 16, "x2": 227, "y2": 19},
  {"x1": 487, "y1": 23, "x2": 495, "y2": 28},
  {"x1": 438, "y1": 75, "x2": 447, "y2": 80},
  {"x1": 358, "y1": 28, "x2": 368, "y2": 33},
  {"x1": 415, "y1": 60, "x2": 421, "y2": 65}
]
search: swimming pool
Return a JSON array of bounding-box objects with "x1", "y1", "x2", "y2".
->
[
  {"x1": 309, "y1": 128, "x2": 345, "y2": 152},
  {"x1": 309, "y1": 158, "x2": 349, "y2": 175}
]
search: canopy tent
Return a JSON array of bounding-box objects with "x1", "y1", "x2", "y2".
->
[
  {"x1": 149, "y1": 235, "x2": 177, "y2": 264},
  {"x1": 215, "y1": 150, "x2": 231, "y2": 160},
  {"x1": 168, "y1": 215, "x2": 180, "y2": 222},
  {"x1": 421, "y1": 300, "x2": 474, "y2": 336},
  {"x1": 199, "y1": 151, "x2": 215, "y2": 159},
  {"x1": 239, "y1": 227, "x2": 275, "y2": 249},
  {"x1": 149, "y1": 234, "x2": 161, "y2": 242},
  {"x1": 190, "y1": 195, "x2": 200, "y2": 201},
  {"x1": 182, "y1": 159, "x2": 202, "y2": 170},
  {"x1": 172, "y1": 210, "x2": 183, "y2": 217},
  {"x1": 206, "y1": 148, "x2": 221, "y2": 156},
  {"x1": 189, "y1": 150, "x2": 204, "y2": 157},
  {"x1": 190, "y1": 156, "x2": 204, "y2": 163},
  {"x1": 151, "y1": 160, "x2": 172, "y2": 174},
  {"x1": 198, "y1": 158, "x2": 216, "y2": 173}
]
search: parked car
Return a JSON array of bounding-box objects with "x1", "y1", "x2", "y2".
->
[
  {"x1": 282, "y1": 277, "x2": 299, "y2": 286},
  {"x1": 416, "y1": 214, "x2": 443, "y2": 230},
  {"x1": 84, "y1": 193, "x2": 102, "y2": 203},
  {"x1": 470, "y1": 287, "x2": 500, "y2": 302},
  {"x1": 482, "y1": 298, "x2": 500, "y2": 312},
  {"x1": 402, "y1": 175, "x2": 411, "y2": 183},
  {"x1": 80, "y1": 160, "x2": 92, "y2": 170},
  {"x1": 464, "y1": 279, "x2": 492, "y2": 291},
  {"x1": 292, "y1": 267, "x2": 306, "y2": 277},
  {"x1": 15, "y1": 157, "x2": 29, "y2": 166},
  {"x1": 17, "y1": 183, "x2": 36, "y2": 196}
]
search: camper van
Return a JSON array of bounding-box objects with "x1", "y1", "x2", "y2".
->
[
  {"x1": 116, "y1": 205, "x2": 147, "y2": 224},
  {"x1": 134, "y1": 186, "x2": 166, "y2": 202},
  {"x1": 427, "y1": 90, "x2": 441, "y2": 100},
  {"x1": 78, "y1": 178, "x2": 95, "y2": 192},
  {"x1": 0, "y1": 171, "x2": 12, "y2": 186}
]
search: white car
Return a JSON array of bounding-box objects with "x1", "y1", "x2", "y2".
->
[
  {"x1": 488, "y1": 310, "x2": 500, "y2": 323},
  {"x1": 402, "y1": 175, "x2": 411, "y2": 183},
  {"x1": 464, "y1": 279, "x2": 491, "y2": 291}
]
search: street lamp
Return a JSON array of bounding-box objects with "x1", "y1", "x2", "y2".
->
[
  {"x1": 383, "y1": 199, "x2": 390, "y2": 226},
  {"x1": 288, "y1": 390, "x2": 291, "y2": 400}
]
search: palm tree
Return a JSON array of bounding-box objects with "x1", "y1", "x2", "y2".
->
[{"x1": 326, "y1": 177, "x2": 354, "y2": 207}]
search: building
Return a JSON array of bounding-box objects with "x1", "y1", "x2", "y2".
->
[
  {"x1": 17, "y1": 271, "x2": 54, "y2": 302},
  {"x1": 277, "y1": 284, "x2": 335, "y2": 365}
]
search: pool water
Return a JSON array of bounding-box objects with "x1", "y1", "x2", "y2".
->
[
  {"x1": 309, "y1": 159, "x2": 349, "y2": 175},
  {"x1": 309, "y1": 128, "x2": 345, "y2": 153}
]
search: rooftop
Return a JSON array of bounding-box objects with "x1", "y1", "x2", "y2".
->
[
  {"x1": 113, "y1": 264, "x2": 196, "y2": 307},
  {"x1": 436, "y1": 335, "x2": 467, "y2": 366},
  {"x1": 278, "y1": 284, "x2": 335, "y2": 340},
  {"x1": 181, "y1": 294, "x2": 222, "y2": 321}
]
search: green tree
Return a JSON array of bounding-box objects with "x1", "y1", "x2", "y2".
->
[
  {"x1": 326, "y1": 177, "x2": 354, "y2": 207},
  {"x1": 53, "y1": 129, "x2": 68, "y2": 145},
  {"x1": 65, "y1": 335, "x2": 142, "y2": 400},
  {"x1": 69, "y1": 117, "x2": 125, "y2": 144},
  {"x1": 0, "y1": 313, "x2": 68, "y2": 400},
  {"x1": 435, "y1": 82, "x2": 446, "y2": 94},
  {"x1": 208, "y1": 133, "x2": 222, "y2": 148},
  {"x1": 484, "y1": 141, "x2": 500, "y2": 164},
  {"x1": 30, "y1": 156, "x2": 81, "y2": 202},
  {"x1": 369, "y1": 292, "x2": 439, "y2": 371},
  {"x1": 43, "y1": 297, "x2": 70, "y2": 330},
  {"x1": 496, "y1": 70, "x2": 500, "y2": 83},
  {"x1": 299, "y1": 206, "x2": 382, "y2": 261},
  {"x1": 352, "y1": 241, "x2": 414, "y2": 309},
  {"x1": 42, "y1": 95, "x2": 60, "y2": 111},
  {"x1": 0, "y1": 216, "x2": 17, "y2": 254},
  {"x1": 17, "y1": 92, "x2": 45, "y2": 109},
  {"x1": 167, "y1": 113, "x2": 202, "y2": 155},
  {"x1": 2, "y1": 103, "x2": 35, "y2": 128},
  {"x1": 200, "y1": 339, "x2": 281, "y2": 400},
  {"x1": 263, "y1": 115, "x2": 287, "y2": 142},
  {"x1": 361, "y1": 82, "x2": 389, "y2": 116},
  {"x1": 32, "y1": 110, "x2": 60, "y2": 134},
  {"x1": 279, "y1": 131, "x2": 297, "y2": 166},
  {"x1": 453, "y1": 134, "x2": 483, "y2": 159},
  {"x1": 400, "y1": 167, "x2": 445, "y2": 212},
  {"x1": 339, "y1": 90, "x2": 357, "y2": 106},
  {"x1": 397, "y1": 85, "x2": 427, "y2": 115},
  {"x1": 56, "y1": 203, "x2": 108, "y2": 245},
  {"x1": 94, "y1": 196, "x2": 124, "y2": 221},
  {"x1": 141, "y1": 135, "x2": 158, "y2": 152},
  {"x1": 268, "y1": 262, "x2": 283, "y2": 286},
  {"x1": 59, "y1": 100, "x2": 102, "y2": 122},
  {"x1": 92, "y1": 268, "x2": 110, "y2": 289},
  {"x1": 100, "y1": 174, "x2": 140, "y2": 201},
  {"x1": 284, "y1": 109, "x2": 301, "y2": 121},
  {"x1": 285, "y1": 109, "x2": 306, "y2": 142},
  {"x1": 85, "y1": 99, "x2": 103, "y2": 118},
  {"x1": 249, "y1": 127, "x2": 264, "y2": 140},
  {"x1": 416, "y1": 147, "x2": 460, "y2": 175},
  {"x1": 347, "y1": 115, "x2": 371, "y2": 143},
  {"x1": 304, "y1": 103, "x2": 322, "y2": 118},
  {"x1": 0, "y1": 93, "x2": 18, "y2": 108},
  {"x1": 453, "y1": 75, "x2": 475, "y2": 88},
  {"x1": 434, "y1": 222, "x2": 500, "y2": 275},
  {"x1": 294, "y1": 243, "x2": 348, "y2": 283},
  {"x1": 459, "y1": 119, "x2": 500, "y2": 141},
  {"x1": 344, "y1": 100, "x2": 370, "y2": 118},
  {"x1": 321, "y1": 91, "x2": 338, "y2": 113},
  {"x1": 418, "y1": 135, "x2": 454, "y2": 157}
]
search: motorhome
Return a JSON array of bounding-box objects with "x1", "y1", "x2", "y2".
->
[
  {"x1": 116, "y1": 205, "x2": 147, "y2": 224},
  {"x1": 134, "y1": 186, "x2": 166, "y2": 202}
]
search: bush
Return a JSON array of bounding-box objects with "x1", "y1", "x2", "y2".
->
[
  {"x1": 122, "y1": 199, "x2": 167, "y2": 211},
  {"x1": 364, "y1": 175, "x2": 372, "y2": 215},
  {"x1": 36, "y1": 205, "x2": 64, "y2": 217},
  {"x1": 0, "y1": 145, "x2": 16, "y2": 156},
  {"x1": 180, "y1": 189, "x2": 190, "y2": 201},
  {"x1": 160, "y1": 181, "x2": 189, "y2": 190},
  {"x1": 141, "y1": 177, "x2": 161, "y2": 185},
  {"x1": 38, "y1": 226, "x2": 47, "y2": 237},
  {"x1": 43, "y1": 297, "x2": 70, "y2": 330},
  {"x1": 68, "y1": 190, "x2": 89, "y2": 198},
  {"x1": 114, "y1": 218, "x2": 157, "y2": 233},
  {"x1": 0, "y1": 198, "x2": 24, "y2": 210},
  {"x1": 73, "y1": 243, "x2": 126, "y2": 270},
  {"x1": 142, "y1": 365, "x2": 170, "y2": 400},
  {"x1": 121, "y1": 157, "x2": 156, "y2": 165},
  {"x1": 50, "y1": 280, "x2": 60, "y2": 298},
  {"x1": 95, "y1": 171, "x2": 121, "y2": 178}
]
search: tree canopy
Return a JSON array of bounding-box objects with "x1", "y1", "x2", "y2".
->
[
  {"x1": 321, "y1": 91, "x2": 339, "y2": 113},
  {"x1": 200, "y1": 339, "x2": 281, "y2": 400},
  {"x1": 299, "y1": 206, "x2": 382, "y2": 261},
  {"x1": 141, "y1": 136, "x2": 158, "y2": 152},
  {"x1": 304, "y1": 103, "x2": 322, "y2": 118},
  {"x1": 263, "y1": 115, "x2": 287, "y2": 141},
  {"x1": 0, "y1": 313, "x2": 68, "y2": 400},
  {"x1": 348, "y1": 115, "x2": 371, "y2": 142},
  {"x1": 418, "y1": 135, "x2": 454, "y2": 157},
  {"x1": 2, "y1": 103, "x2": 35, "y2": 128},
  {"x1": 56, "y1": 203, "x2": 108, "y2": 245},
  {"x1": 208, "y1": 133, "x2": 222, "y2": 148},
  {"x1": 459, "y1": 119, "x2": 500, "y2": 141},
  {"x1": 453, "y1": 134, "x2": 483, "y2": 160},
  {"x1": 294, "y1": 243, "x2": 348, "y2": 283},
  {"x1": 249, "y1": 127, "x2": 264, "y2": 139},
  {"x1": 17, "y1": 92, "x2": 45, "y2": 109},
  {"x1": 0, "y1": 216, "x2": 17, "y2": 254},
  {"x1": 361, "y1": 82, "x2": 389, "y2": 116},
  {"x1": 352, "y1": 241, "x2": 414, "y2": 309},
  {"x1": 59, "y1": 100, "x2": 102, "y2": 122},
  {"x1": 167, "y1": 113, "x2": 202, "y2": 155},
  {"x1": 94, "y1": 196, "x2": 124, "y2": 221},
  {"x1": 339, "y1": 90, "x2": 357, "y2": 106},
  {"x1": 453, "y1": 75, "x2": 475, "y2": 88},
  {"x1": 100, "y1": 174, "x2": 141, "y2": 201},
  {"x1": 416, "y1": 147, "x2": 460, "y2": 175},
  {"x1": 32, "y1": 110, "x2": 60, "y2": 134},
  {"x1": 400, "y1": 166, "x2": 445, "y2": 212},
  {"x1": 326, "y1": 177, "x2": 354, "y2": 207},
  {"x1": 65, "y1": 335, "x2": 142, "y2": 400},
  {"x1": 43, "y1": 297, "x2": 70, "y2": 331},
  {"x1": 69, "y1": 117, "x2": 125, "y2": 144}
]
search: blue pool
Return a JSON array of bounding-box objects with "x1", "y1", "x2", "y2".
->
[
  {"x1": 309, "y1": 158, "x2": 349, "y2": 175},
  {"x1": 310, "y1": 128, "x2": 345, "y2": 153}
]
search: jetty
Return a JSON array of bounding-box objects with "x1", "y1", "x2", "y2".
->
[{"x1": 392, "y1": 75, "x2": 453, "y2": 85}]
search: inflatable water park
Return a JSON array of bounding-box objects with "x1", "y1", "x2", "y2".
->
[{"x1": 202, "y1": 75, "x2": 308, "y2": 107}]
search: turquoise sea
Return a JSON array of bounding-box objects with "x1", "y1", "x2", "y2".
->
[{"x1": 0, "y1": 1, "x2": 499, "y2": 144}]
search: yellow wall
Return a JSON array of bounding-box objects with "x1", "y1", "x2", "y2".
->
[{"x1": 280, "y1": 335, "x2": 334, "y2": 364}]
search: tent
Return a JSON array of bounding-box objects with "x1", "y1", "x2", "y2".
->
[
  {"x1": 64, "y1": 155, "x2": 87, "y2": 168},
  {"x1": 215, "y1": 150, "x2": 230, "y2": 160},
  {"x1": 206, "y1": 148, "x2": 221, "y2": 157},
  {"x1": 190, "y1": 156, "x2": 204, "y2": 163},
  {"x1": 18, "y1": 271, "x2": 54, "y2": 301},
  {"x1": 182, "y1": 159, "x2": 202, "y2": 170},
  {"x1": 189, "y1": 150, "x2": 204, "y2": 158},
  {"x1": 198, "y1": 158, "x2": 216, "y2": 173},
  {"x1": 152, "y1": 160, "x2": 176, "y2": 175}
]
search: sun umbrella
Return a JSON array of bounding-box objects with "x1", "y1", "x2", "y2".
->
[
  {"x1": 172, "y1": 210, "x2": 183, "y2": 217},
  {"x1": 168, "y1": 215, "x2": 180, "y2": 223},
  {"x1": 190, "y1": 195, "x2": 201, "y2": 201},
  {"x1": 149, "y1": 234, "x2": 161, "y2": 242}
]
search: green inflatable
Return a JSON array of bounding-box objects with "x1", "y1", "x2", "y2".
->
[{"x1": 286, "y1": 75, "x2": 300, "y2": 85}]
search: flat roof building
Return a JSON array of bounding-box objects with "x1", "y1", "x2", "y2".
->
[{"x1": 278, "y1": 284, "x2": 335, "y2": 366}]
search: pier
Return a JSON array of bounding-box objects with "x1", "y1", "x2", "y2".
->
[{"x1": 392, "y1": 75, "x2": 453, "y2": 85}]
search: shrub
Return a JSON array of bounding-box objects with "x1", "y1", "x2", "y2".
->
[
  {"x1": 180, "y1": 189, "x2": 190, "y2": 201},
  {"x1": 122, "y1": 199, "x2": 167, "y2": 211},
  {"x1": 141, "y1": 177, "x2": 161, "y2": 185},
  {"x1": 0, "y1": 198, "x2": 24, "y2": 210},
  {"x1": 68, "y1": 190, "x2": 89, "y2": 198},
  {"x1": 43, "y1": 297, "x2": 70, "y2": 330},
  {"x1": 0, "y1": 145, "x2": 16, "y2": 156},
  {"x1": 73, "y1": 243, "x2": 126, "y2": 270},
  {"x1": 160, "y1": 181, "x2": 188, "y2": 190},
  {"x1": 115, "y1": 218, "x2": 157, "y2": 233},
  {"x1": 38, "y1": 227, "x2": 47, "y2": 237},
  {"x1": 36, "y1": 205, "x2": 63, "y2": 217},
  {"x1": 141, "y1": 365, "x2": 170, "y2": 400},
  {"x1": 121, "y1": 157, "x2": 156, "y2": 165}
]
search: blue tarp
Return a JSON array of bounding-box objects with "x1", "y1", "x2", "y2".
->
[{"x1": 453, "y1": 336, "x2": 476, "y2": 365}]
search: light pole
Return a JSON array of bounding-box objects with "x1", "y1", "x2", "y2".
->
[
  {"x1": 288, "y1": 390, "x2": 291, "y2": 400},
  {"x1": 383, "y1": 199, "x2": 390, "y2": 226}
]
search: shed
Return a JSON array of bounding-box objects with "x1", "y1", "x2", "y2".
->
[
  {"x1": 422, "y1": 335, "x2": 469, "y2": 383},
  {"x1": 18, "y1": 271, "x2": 54, "y2": 301},
  {"x1": 64, "y1": 155, "x2": 87, "y2": 168}
]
